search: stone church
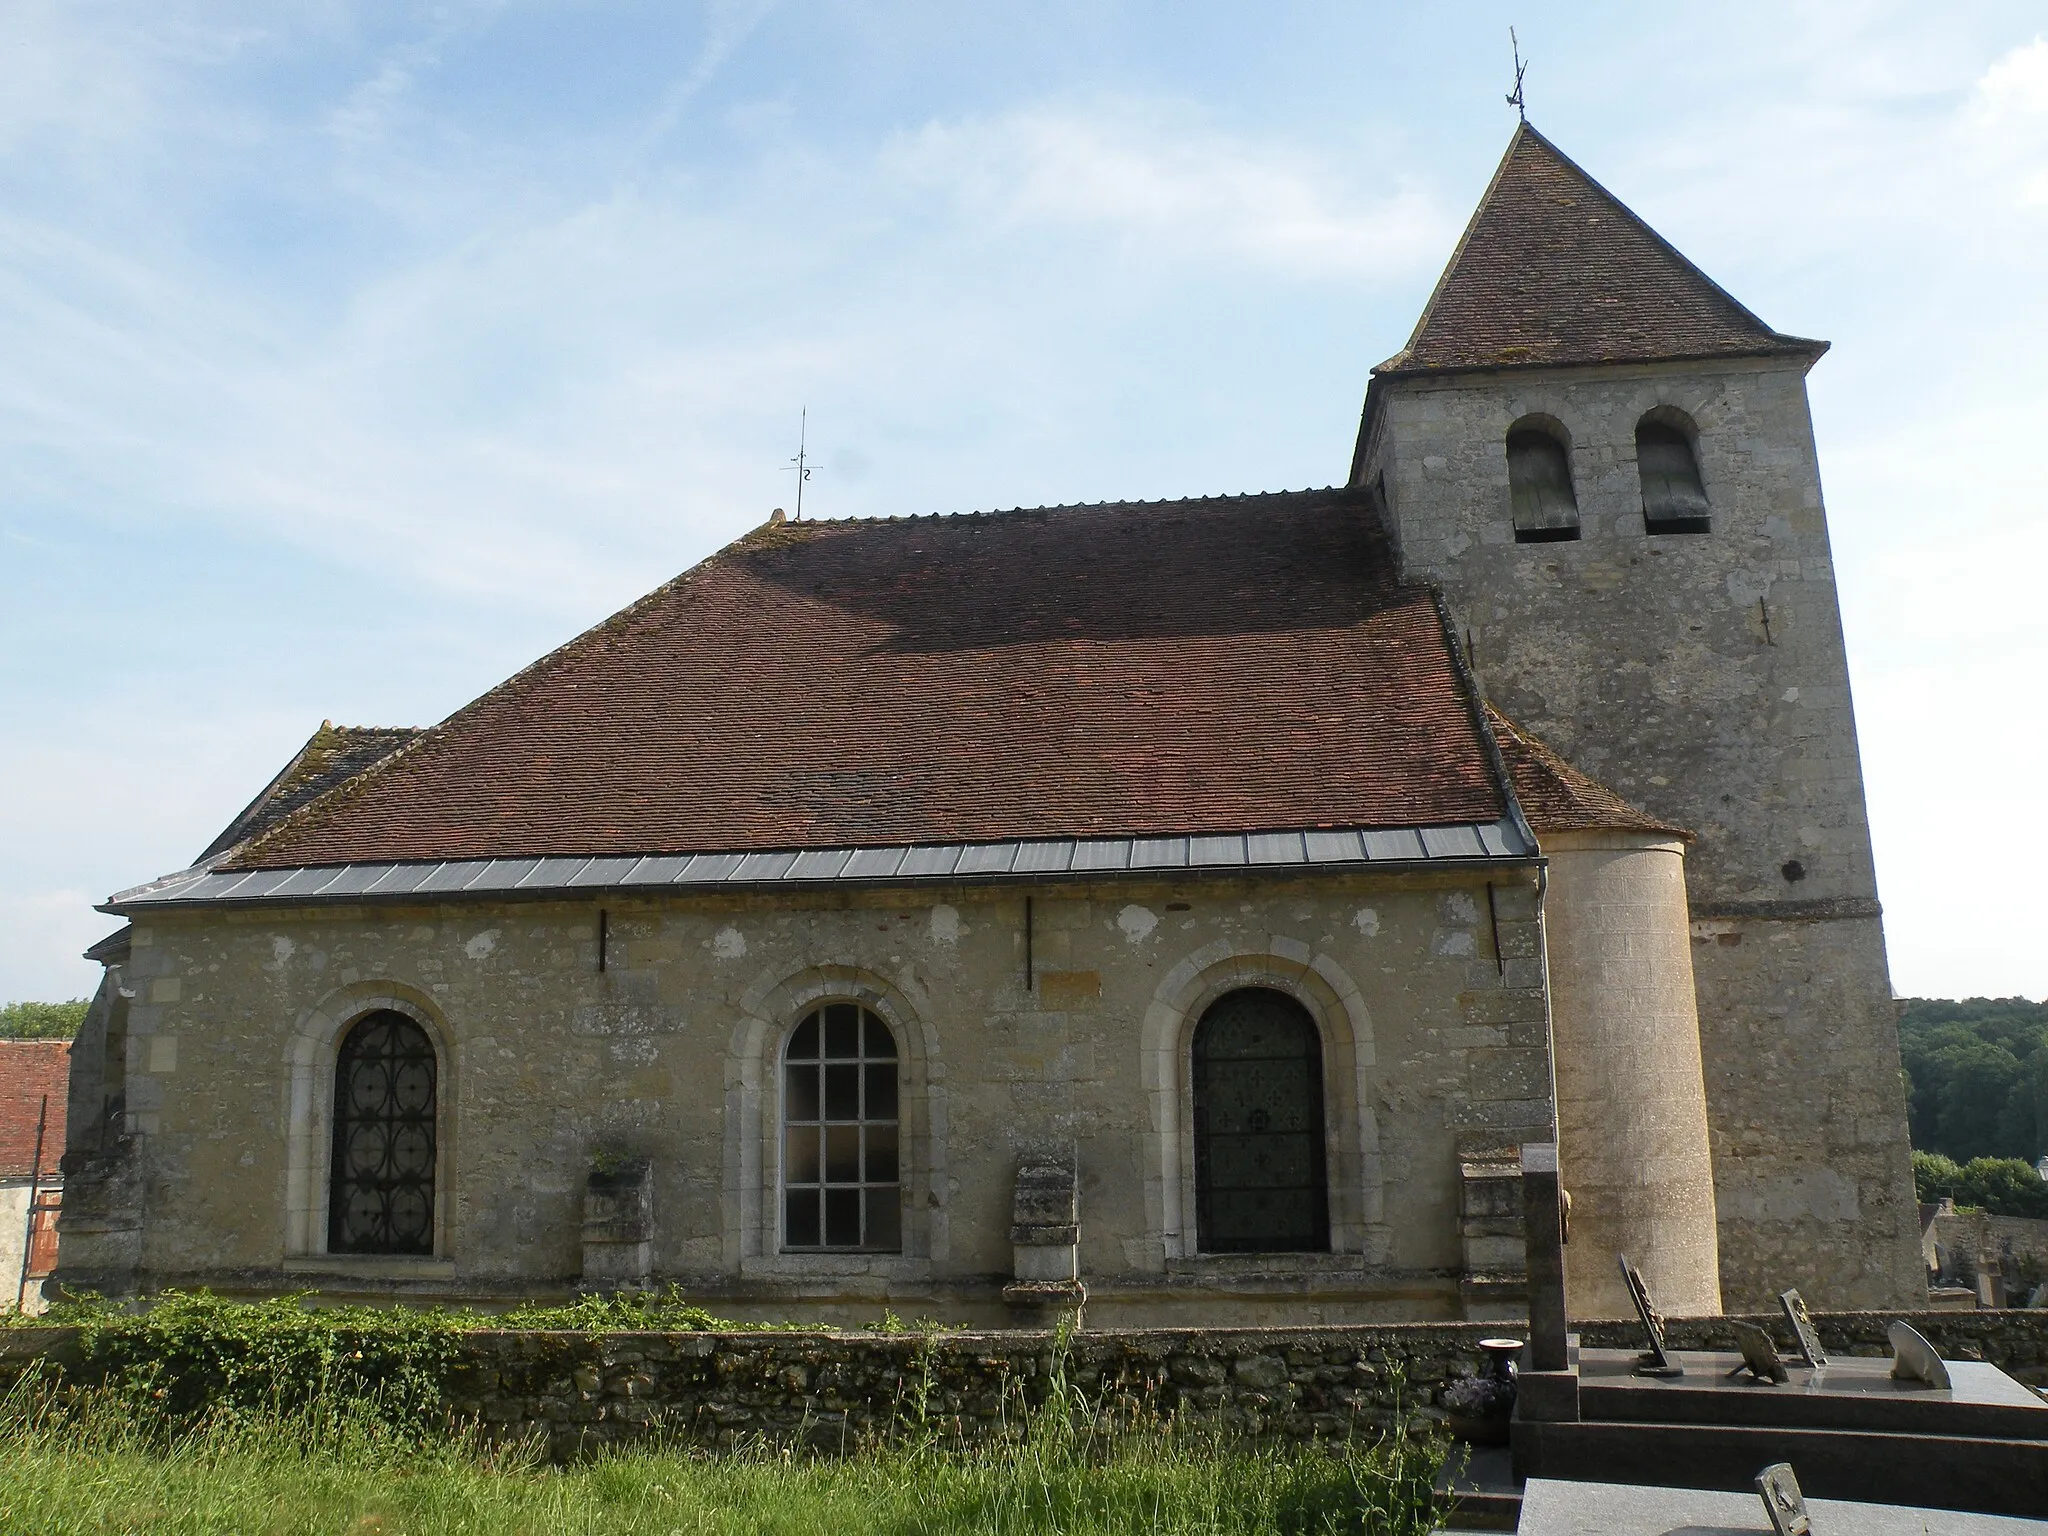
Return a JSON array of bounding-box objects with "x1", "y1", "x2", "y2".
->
[{"x1": 59, "y1": 124, "x2": 1927, "y2": 1326}]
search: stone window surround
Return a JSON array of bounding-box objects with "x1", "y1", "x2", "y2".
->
[
  {"x1": 1139, "y1": 940, "x2": 1381, "y2": 1265},
  {"x1": 283, "y1": 981, "x2": 456, "y2": 1270},
  {"x1": 724, "y1": 964, "x2": 945, "y2": 1281}
]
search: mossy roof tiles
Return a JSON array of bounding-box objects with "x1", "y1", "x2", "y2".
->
[
  {"x1": 222, "y1": 490, "x2": 1509, "y2": 868},
  {"x1": 1487, "y1": 707, "x2": 1689, "y2": 840}
]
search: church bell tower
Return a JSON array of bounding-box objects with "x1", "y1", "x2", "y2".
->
[{"x1": 1353, "y1": 123, "x2": 1925, "y2": 1309}]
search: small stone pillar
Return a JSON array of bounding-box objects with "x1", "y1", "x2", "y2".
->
[
  {"x1": 580, "y1": 1157, "x2": 652, "y2": 1289},
  {"x1": 1002, "y1": 1163, "x2": 1085, "y2": 1316},
  {"x1": 1520, "y1": 1142, "x2": 1568, "y2": 1373}
]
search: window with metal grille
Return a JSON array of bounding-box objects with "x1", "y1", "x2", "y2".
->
[
  {"x1": 328, "y1": 1011, "x2": 437, "y2": 1255},
  {"x1": 1506, "y1": 427, "x2": 1581, "y2": 542},
  {"x1": 782, "y1": 1003, "x2": 901, "y2": 1252},
  {"x1": 1192, "y1": 988, "x2": 1329, "y2": 1253},
  {"x1": 1638, "y1": 418, "x2": 1711, "y2": 533}
]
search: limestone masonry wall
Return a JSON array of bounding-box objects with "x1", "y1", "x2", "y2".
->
[
  {"x1": 1358, "y1": 358, "x2": 1924, "y2": 1309},
  {"x1": 62, "y1": 868, "x2": 1553, "y2": 1325},
  {"x1": 6, "y1": 1313, "x2": 2044, "y2": 1460},
  {"x1": 1541, "y1": 830, "x2": 1719, "y2": 1320}
]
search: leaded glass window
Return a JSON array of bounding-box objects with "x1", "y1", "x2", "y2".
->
[
  {"x1": 782, "y1": 1003, "x2": 901, "y2": 1252},
  {"x1": 1638, "y1": 419, "x2": 1711, "y2": 533},
  {"x1": 1506, "y1": 428, "x2": 1581, "y2": 542},
  {"x1": 1192, "y1": 988, "x2": 1329, "y2": 1253},
  {"x1": 328, "y1": 1011, "x2": 437, "y2": 1255}
]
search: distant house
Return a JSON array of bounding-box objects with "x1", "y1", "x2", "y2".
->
[
  {"x1": 2036, "y1": 1155, "x2": 2048, "y2": 1183},
  {"x1": 1, "y1": 1040, "x2": 68, "y2": 1312}
]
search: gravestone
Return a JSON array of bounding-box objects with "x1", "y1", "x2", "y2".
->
[
  {"x1": 1756, "y1": 1462, "x2": 1813, "y2": 1535},
  {"x1": 1729, "y1": 1320, "x2": 1790, "y2": 1384},
  {"x1": 1779, "y1": 1288, "x2": 1827, "y2": 1368},
  {"x1": 1617, "y1": 1253, "x2": 1682, "y2": 1376},
  {"x1": 1889, "y1": 1320, "x2": 1953, "y2": 1391}
]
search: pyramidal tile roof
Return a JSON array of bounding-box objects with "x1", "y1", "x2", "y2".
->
[
  {"x1": 220, "y1": 490, "x2": 1509, "y2": 870},
  {"x1": 1377, "y1": 122, "x2": 1824, "y2": 376}
]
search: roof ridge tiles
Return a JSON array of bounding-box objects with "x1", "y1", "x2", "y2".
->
[{"x1": 799, "y1": 485, "x2": 1356, "y2": 527}]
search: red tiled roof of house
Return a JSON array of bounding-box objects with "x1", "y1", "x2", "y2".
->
[
  {"x1": 1376, "y1": 123, "x2": 1824, "y2": 377},
  {"x1": 0, "y1": 1042, "x2": 69, "y2": 1179},
  {"x1": 1488, "y1": 707, "x2": 1689, "y2": 840},
  {"x1": 227, "y1": 490, "x2": 1508, "y2": 868}
]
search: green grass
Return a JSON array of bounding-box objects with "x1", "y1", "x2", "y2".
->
[{"x1": 0, "y1": 1387, "x2": 1449, "y2": 1535}]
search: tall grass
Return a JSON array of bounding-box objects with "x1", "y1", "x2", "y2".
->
[
  {"x1": 0, "y1": 1365, "x2": 1449, "y2": 1535},
  {"x1": 1, "y1": 1304, "x2": 1452, "y2": 1534}
]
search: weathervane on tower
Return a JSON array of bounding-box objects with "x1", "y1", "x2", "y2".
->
[{"x1": 1506, "y1": 28, "x2": 1528, "y2": 121}]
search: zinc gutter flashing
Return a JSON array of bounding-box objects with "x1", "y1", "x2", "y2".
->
[{"x1": 98, "y1": 837, "x2": 1539, "y2": 918}]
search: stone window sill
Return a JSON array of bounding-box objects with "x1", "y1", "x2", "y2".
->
[
  {"x1": 741, "y1": 1253, "x2": 931, "y2": 1281},
  {"x1": 1165, "y1": 1252, "x2": 1366, "y2": 1279},
  {"x1": 283, "y1": 1255, "x2": 457, "y2": 1281}
]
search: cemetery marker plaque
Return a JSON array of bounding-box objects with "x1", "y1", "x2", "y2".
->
[
  {"x1": 1618, "y1": 1253, "x2": 1683, "y2": 1377},
  {"x1": 1778, "y1": 1288, "x2": 1826, "y2": 1368},
  {"x1": 1728, "y1": 1320, "x2": 1789, "y2": 1384},
  {"x1": 1755, "y1": 1462, "x2": 1813, "y2": 1535},
  {"x1": 1888, "y1": 1320, "x2": 1953, "y2": 1391}
]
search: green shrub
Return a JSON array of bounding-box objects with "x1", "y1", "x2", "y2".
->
[
  {"x1": 1913, "y1": 1149, "x2": 2048, "y2": 1219},
  {"x1": 0, "y1": 999, "x2": 88, "y2": 1040}
]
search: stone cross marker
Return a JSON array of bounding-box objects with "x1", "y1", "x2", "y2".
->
[
  {"x1": 1618, "y1": 1253, "x2": 1683, "y2": 1376},
  {"x1": 1778, "y1": 1288, "x2": 1826, "y2": 1368},
  {"x1": 1755, "y1": 1462, "x2": 1813, "y2": 1535}
]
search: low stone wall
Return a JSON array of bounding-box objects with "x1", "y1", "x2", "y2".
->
[
  {"x1": 6, "y1": 1311, "x2": 2046, "y2": 1460},
  {"x1": 448, "y1": 1322, "x2": 1506, "y2": 1457}
]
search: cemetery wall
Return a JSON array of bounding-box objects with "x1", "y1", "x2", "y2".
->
[{"x1": 6, "y1": 1310, "x2": 2045, "y2": 1459}]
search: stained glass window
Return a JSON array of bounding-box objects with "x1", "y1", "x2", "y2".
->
[
  {"x1": 328, "y1": 1011, "x2": 437, "y2": 1255},
  {"x1": 1192, "y1": 988, "x2": 1329, "y2": 1253},
  {"x1": 782, "y1": 1003, "x2": 901, "y2": 1252}
]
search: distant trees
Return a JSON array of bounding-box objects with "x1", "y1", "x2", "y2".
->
[
  {"x1": 0, "y1": 999, "x2": 88, "y2": 1039},
  {"x1": 1898, "y1": 997, "x2": 2048, "y2": 1165}
]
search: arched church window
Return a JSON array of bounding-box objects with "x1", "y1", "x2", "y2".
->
[
  {"x1": 782, "y1": 1003, "x2": 901, "y2": 1252},
  {"x1": 1192, "y1": 988, "x2": 1329, "y2": 1253},
  {"x1": 1638, "y1": 417, "x2": 1711, "y2": 533},
  {"x1": 328, "y1": 1011, "x2": 437, "y2": 1255},
  {"x1": 1506, "y1": 427, "x2": 1581, "y2": 542}
]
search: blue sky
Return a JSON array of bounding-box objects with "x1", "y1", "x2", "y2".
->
[{"x1": 3, "y1": 2, "x2": 2044, "y2": 1003}]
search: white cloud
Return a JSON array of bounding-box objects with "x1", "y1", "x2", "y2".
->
[
  {"x1": 883, "y1": 106, "x2": 1453, "y2": 282},
  {"x1": 1965, "y1": 35, "x2": 2048, "y2": 205}
]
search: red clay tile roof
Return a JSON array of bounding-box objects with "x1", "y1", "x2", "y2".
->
[
  {"x1": 1488, "y1": 707, "x2": 1689, "y2": 840},
  {"x1": 0, "y1": 1042, "x2": 68, "y2": 1179},
  {"x1": 199, "y1": 724, "x2": 424, "y2": 862},
  {"x1": 1377, "y1": 123, "x2": 1824, "y2": 377},
  {"x1": 226, "y1": 491, "x2": 1508, "y2": 868}
]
